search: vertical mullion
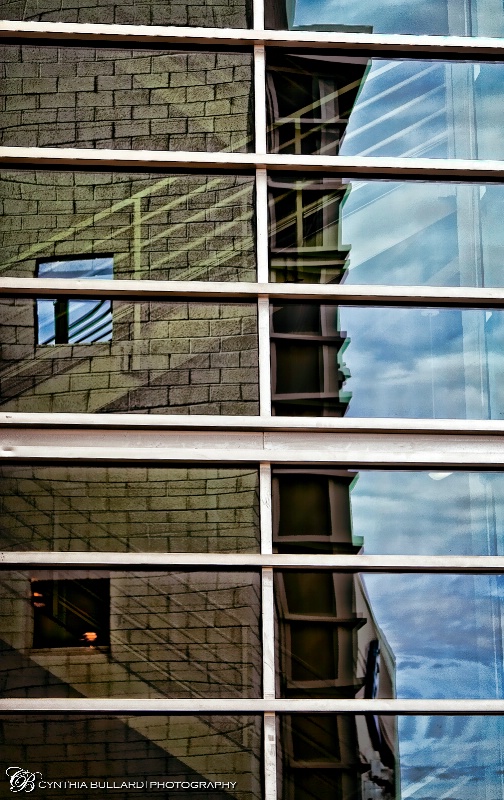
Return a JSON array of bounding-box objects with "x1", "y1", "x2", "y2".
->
[
  {"x1": 254, "y1": 45, "x2": 267, "y2": 155},
  {"x1": 261, "y1": 462, "x2": 277, "y2": 800},
  {"x1": 264, "y1": 712, "x2": 278, "y2": 800},
  {"x1": 253, "y1": 0, "x2": 265, "y2": 30},
  {"x1": 260, "y1": 462, "x2": 273, "y2": 554},
  {"x1": 258, "y1": 295, "x2": 272, "y2": 415}
]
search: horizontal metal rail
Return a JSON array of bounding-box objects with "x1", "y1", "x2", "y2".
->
[
  {"x1": 3, "y1": 278, "x2": 504, "y2": 307},
  {"x1": 2, "y1": 148, "x2": 504, "y2": 180},
  {"x1": 2, "y1": 430, "x2": 504, "y2": 466},
  {"x1": 1, "y1": 697, "x2": 504, "y2": 713},
  {"x1": 1, "y1": 20, "x2": 504, "y2": 58},
  {"x1": 4, "y1": 413, "x2": 504, "y2": 435},
  {"x1": 3, "y1": 552, "x2": 504, "y2": 571}
]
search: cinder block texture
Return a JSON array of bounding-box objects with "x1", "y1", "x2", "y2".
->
[
  {"x1": 0, "y1": 47, "x2": 253, "y2": 152},
  {"x1": 0, "y1": 0, "x2": 252, "y2": 28},
  {"x1": 0, "y1": 714, "x2": 262, "y2": 800},
  {"x1": 0, "y1": 465, "x2": 260, "y2": 552},
  {"x1": 0, "y1": 170, "x2": 256, "y2": 281},
  {"x1": 0, "y1": 570, "x2": 262, "y2": 699},
  {"x1": 0, "y1": 299, "x2": 259, "y2": 414}
]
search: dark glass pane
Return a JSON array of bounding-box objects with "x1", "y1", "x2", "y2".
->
[
  {"x1": 270, "y1": 303, "x2": 504, "y2": 419},
  {"x1": 0, "y1": 171, "x2": 255, "y2": 282},
  {"x1": 0, "y1": 465, "x2": 260, "y2": 553},
  {"x1": 269, "y1": 176, "x2": 504, "y2": 287},
  {"x1": 0, "y1": 715, "x2": 262, "y2": 800},
  {"x1": 0, "y1": 570, "x2": 261, "y2": 698},
  {"x1": 279, "y1": 715, "x2": 504, "y2": 800},
  {"x1": 273, "y1": 469, "x2": 504, "y2": 556},
  {"x1": 0, "y1": 299, "x2": 258, "y2": 415},
  {"x1": 272, "y1": 0, "x2": 504, "y2": 35},
  {"x1": 0, "y1": 46, "x2": 253, "y2": 153},
  {"x1": 276, "y1": 571, "x2": 504, "y2": 699},
  {"x1": 0, "y1": 0, "x2": 251, "y2": 27},
  {"x1": 278, "y1": 714, "x2": 396, "y2": 800},
  {"x1": 267, "y1": 53, "x2": 504, "y2": 161}
]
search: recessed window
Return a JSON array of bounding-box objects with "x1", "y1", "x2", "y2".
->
[
  {"x1": 36, "y1": 257, "x2": 113, "y2": 345},
  {"x1": 31, "y1": 578, "x2": 110, "y2": 649}
]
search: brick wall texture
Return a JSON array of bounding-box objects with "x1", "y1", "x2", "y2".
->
[
  {"x1": 0, "y1": 714, "x2": 262, "y2": 800},
  {"x1": 0, "y1": 0, "x2": 251, "y2": 28},
  {"x1": 0, "y1": 299, "x2": 259, "y2": 414},
  {"x1": 0, "y1": 46, "x2": 253, "y2": 152},
  {"x1": 0, "y1": 465, "x2": 260, "y2": 552},
  {"x1": 0, "y1": 170, "x2": 256, "y2": 282},
  {"x1": 0, "y1": 570, "x2": 262, "y2": 699}
]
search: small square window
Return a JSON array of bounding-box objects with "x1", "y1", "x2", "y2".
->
[
  {"x1": 31, "y1": 578, "x2": 110, "y2": 649},
  {"x1": 36, "y1": 257, "x2": 113, "y2": 345}
]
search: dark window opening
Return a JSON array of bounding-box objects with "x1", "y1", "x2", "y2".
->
[
  {"x1": 36, "y1": 257, "x2": 113, "y2": 345},
  {"x1": 31, "y1": 578, "x2": 110, "y2": 648}
]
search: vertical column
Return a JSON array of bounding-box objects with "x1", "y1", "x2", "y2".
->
[{"x1": 261, "y1": 463, "x2": 276, "y2": 800}]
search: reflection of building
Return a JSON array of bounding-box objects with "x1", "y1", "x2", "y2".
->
[{"x1": 273, "y1": 469, "x2": 397, "y2": 800}]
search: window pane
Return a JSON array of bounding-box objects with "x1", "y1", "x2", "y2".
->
[
  {"x1": 0, "y1": 0, "x2": 251, "y2": 27},
  {"x1": 0, "y1": 171, "x2": 256, "y2": 282},
  {"x1": 273, "y1": 469, "x2": 504, "y2": 556},
  {"x1": 267, "y1": 54, "x2": 504, "y2": 160},
  {"x1": 0, "y1": 570, "x2": 261, "y2": 698},
  {"x1": 275, "y1": 571, "x2": 504, "y2": 698},
  {"x1": 278, "y1": 715, "x2": 504, "y2": 800},
  {"x1": 0, "y1": 46, "x2": 253, "y2": 153},
  {"x1": 0, "y1": 299, "x2": 258, "y2": 415},
  {"x1": 271, "y1": 303, "x2": 504, "y2": 419},
  {"x1": 0, "y1": 715, "x2": 262, "y2": 800},
  {"x1": 269, "y1": 176, "x2": 504, "y2": 287},
  {"x1": 274, "y1": 0, "x2": 504, "y2": 35},
  {"x1": 0, "y1": 465, "x2": 260, "y2": 553}
]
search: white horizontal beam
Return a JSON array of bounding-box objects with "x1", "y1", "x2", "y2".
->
[
  {"x1": 4, "y1": 413, "x2": 504, "y2": 436},
  {"x1": 3, "y1": 552, "x2": 504, "y2": 571},
  {"x1": 1, "y1": 20, "x2": 504, "y2": 57},
  {"x1": 3, "y1": 430, "x2": 504, "y2": 465},
  {"x1": 3, "y1": 278, "x2": 504, "y2": 307},
  {"x1": 2, "y1": 147, "x2": 504, "y2": 180},
  {"x1": 0, "y1": 698, "x2": 503, "y2": 714}
]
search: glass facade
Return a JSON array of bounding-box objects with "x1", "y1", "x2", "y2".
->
[
  {"x1": 1, "y1": 0, "x2": 503, "y2": 798},
  {"x1": 0, "y1": 299, "x2": 259, "y2": 414},
  {"x1": 269, "y1": 176, "x2": 504, "y2": 287},
  {"x1": 0, "y1": 171, "x2": 256, "y2": 282},
  {"x1": 267, "y1": 53, "x2": 504, "y2": 160},
  {"x1": 0, "y1": 46, "x2": 253, "y2": 153}
]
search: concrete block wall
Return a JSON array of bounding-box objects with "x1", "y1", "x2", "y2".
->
[
  {"x1": 0, "y1": 570, "x2": 262, "y2": 699},
  {"x1": 0, "y1": 46, "x2": 253, "y2": 153},
  {"x1": 0, "y1": 714, "x2": 262, "y2": 800},
  {"x1": 0, "y1": 0, "x2": 251, "y2": 29},
  {"x1": 0, "y1": 299, "x2": 259, "y2": 414},
  {"x1": 0, "y1": 465, "x2": 260, "y2": 552},
  {"x1": 0, "y1": 170, "x2": 256, "y2": 282}
]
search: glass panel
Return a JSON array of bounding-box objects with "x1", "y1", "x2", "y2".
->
[
  {"x1": 273, "y1": 0, "x2": 504, "y2": 36},
  {"x1": 0, "y1": 171, "x2": 256, "y2": 282},
  {"x1": 0, "y1": 0, "x2": 251, "y2": 27},
  {"x1": 273, "y1": 469, "x2": 504, "y2": 556},
  {"x1": 0, "y1": 570, "x2": 261, "y2": 698},
  {"x1": 0, "y1": 715, "x2": 262, "y2": 800},
  {"x1": 270, "y1": 303, "x2": 504, "y2": 419},
  {"x1": 268, "y1": 176, "x2": 504, "y2": 287},
  {"x1": 267, "y1": 53, "x2": 504, "y2": 160},
  {"x1": 0, "y1": 465, "x2": 260, "y2": 553},
  {"x1": 0, "y1": 299, "x2": 259, "y2": 415},
  {"x1": 0, "y1": 46, "x2": 253, "y2": 153},
  {"x1": 278, "y1": 715, "x2": 504, "y2": 800},
  {"x1": 275, "y1": 571, "x2": 504, "y2": 698}
]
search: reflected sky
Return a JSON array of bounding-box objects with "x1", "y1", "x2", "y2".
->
[
  {"x1": 289, "y1": 0, "x2": 503, "y2": 36},
  {"x1": 290, "y1": 0, "x2": 504, "y2": 36},
  {"x1": 362, "y1": 573, "x2": 504, "y2": 699},
  {"x1": 398, "y1": 716, "x2": 504, "y2": 799},
  {"x1": 336, "y1": 305, "x2": 504, "y2": 419},
  {"x1": 350, "y1": 471, "x2": 504, "y2": 555}
]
